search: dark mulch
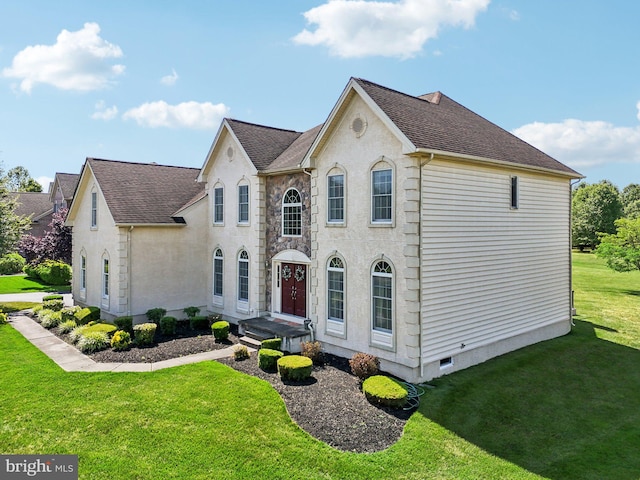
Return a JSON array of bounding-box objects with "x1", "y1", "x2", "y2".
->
[
  {"x1": 41, "y1": 315, "x2": 413, "y2": 452},
  {"x1": 217, "y1": 353, "x2": 413, "y2": 453}
]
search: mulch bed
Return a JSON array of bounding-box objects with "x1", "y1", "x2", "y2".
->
[{"x1": 40, "y1": 315, "x2": 413, "y2": 452}]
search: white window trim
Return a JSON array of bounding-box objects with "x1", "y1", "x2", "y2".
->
[
  {"x1": 370, "y1": 259, "x2": 394, "y2": 350},
  {"x1": 237, "y1": 250, "x2": 250, "y2": 313},
  {"x1": 327, "y1": 172, "x2": 346, "y2": 225},
  {"x1": 282, "y1": 188, "x2": 303, "y2": 237},
  {"x1": 238, "y1": 183, "x2": 249, "y2": 225},
  {"x1": 213, "y1": 248, "x2": 224, "y2": 305},
  {"x1": 90, "y1": 190, "x2": 98, "y2": 229},
  {"x1": 79, "y1": 252, "x2": 87, "y2": 300},
  {"x1": 101, "y1": 254, "x2": 110, "y2": 308},
  {"x1": 370, "y1": 161, "x2": 395, "y2": 227},
  {"x1": 326, "y1": 255, "x2": 346, "y2": 338},
  {"x1": 213, "y1": 186, "x2": 224, "y2": 225}
]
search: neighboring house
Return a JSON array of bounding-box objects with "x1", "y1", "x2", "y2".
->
[
  {"x1": 11, "y1": 192, "x2": 54, "y2": 238},
  {"x1": 49, "y1": 172, "x2": 80, "y2": 213},
  {"x1": 65, "y1": 159, "x2": 208, "y2": 321},
  {"x1": 68, "y1": 77, "x2": 583, "y2": 382}
]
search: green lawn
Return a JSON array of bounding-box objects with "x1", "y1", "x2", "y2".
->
[
  {"x1": 1, "y1": 252, "x2": 639, "y2": 479},
  {"x1": 0, "y1": 273, "x2": 71, "y2": 294}
]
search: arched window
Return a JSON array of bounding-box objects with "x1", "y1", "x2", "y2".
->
[
  {"x1": 327, "y1": 257, "x2": 344, "y2": 322},
  {"x1": 282, "y1": 188, "x2": 302, "y2": 236},
  {"x1": 91, "y1": 190, "x2": 98, "y2": 228},
  {"x1": 238, "y1": 250, "x2": 249, "y2": 304},
  {"x1": 213, "y1": 248, "x2": 223, "y2": 301},
  {"x1": 372, "y1": 261, "x2": 393, "y2": 333}
]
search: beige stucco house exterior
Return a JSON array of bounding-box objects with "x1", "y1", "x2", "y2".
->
[{"x1": 67, "y1": 78, "x2": 582, "y2": 382}]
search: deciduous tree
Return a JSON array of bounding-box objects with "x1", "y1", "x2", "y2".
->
[
  {"x1": 572, "y1": 181, "x2": 623, "y2": 250},
  {"x1": 596, "y1": 218, "x2": 640, "y2": 272}
]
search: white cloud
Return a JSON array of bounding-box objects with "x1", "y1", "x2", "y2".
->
[
  {"x1": 292, "y1": 0, "x2": 490, "y2": 59},
  {"x1": 122, "y1": 100, "x2": 230, "y2": 129},
  {"x1": 36, "y1": 176, "x2": 54, "y2": 191},
  {"x1": 160, "y1": 69, "x2": 179, "y2": 86},
  {"x1": 512, "y1": 106, "x2": 640, "y2": 168},
  {"x1": 2, "y1": 22, "x2": 125, "y2": 93},
  {"x1": 91, "y1": 100, "x2": 118, "y2": 120},
  {"x1": 508, "y1": 9, "x2": 520, "y2": 21}
]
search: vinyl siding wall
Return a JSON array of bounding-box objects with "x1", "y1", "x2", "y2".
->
[{"x1": 420, "y1": 159, "x2": 572, "y2": 373}]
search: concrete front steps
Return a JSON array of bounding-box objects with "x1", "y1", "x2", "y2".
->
[{"x1": 238, "y1": 316, "x2": 311, "y2": 353}]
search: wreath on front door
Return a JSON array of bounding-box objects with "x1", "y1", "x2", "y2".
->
[
  {"x1": 282, "y1": 265, "x2": 292, "y2": 280},
  {"x1": 295, "y1": 266, "x2": 305, "y2": 282}
]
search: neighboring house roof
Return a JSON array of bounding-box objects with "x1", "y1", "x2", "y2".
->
[
  {"x1": 56, "y1": 173, "x2": 80, "y2": 201},
  {"x1": 86, "y1": 158, "x2": 205, "y2": 225},
  {"x1": 11, "y1": 192, "x2": 54, "y2": 221},
  {"x1": 303, "y1": 77, "x2": 582, "y2": 178}
]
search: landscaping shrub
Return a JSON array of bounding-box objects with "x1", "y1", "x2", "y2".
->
[
  {"x1": 83, "y1": 322, "x2": 118, "y2": 337},
  {"x1": 58, "y1": 319, "x2": 77, "y2": 334},
  {"x1": 31, "y1": 304, "x2": 43, "y2": 316},
  {"x1": 277, "y1": 355, "x2": 313, "y2": 381},
  {"x1": 0, "y1": 312, "x2": 7, "y2": 325},
  {"x1": 233, "y1": 344, "x2": 250, "y2": 361},
  {"x1": 133, "y1": 323, "x2": 157, "y2": 346},
  {"x1": 23, "y1": 263, "x2": 39, "y2": 279},
  {"x1": 42, "y1": 294, "x2": 63, "y2": 301},
  {"x1": 36, "y1": 308, "x2": 53, "y2": 321},
  {"x1": 349, "y1": 352, "x2": 380, "y2": 381},
  {"x1": 40, "y1": 310, "x2": 62, "y2": 328},
  {"x1": 111, "y1": 330, "x2": 132, "y2": 351},
  {"x1": 261, "y1": 337, "x2": 282, "y2": 351},
  {"x1": 36, "y1": 260, "x2": 72, "y2": 285},
  {"x1": 77, "y1": 331, "x2": 110, "y2": 353},
  {"x1": 159, "y1": 316, "x2": 177, "y2": 335},
  {"x1": 183, "y1": 306, "x2": 200, "y2": 318},
  {"x1": 301, "y1": 341, "x2": 323, "y2": 364},
  {"x1": 61, "y1": 306, "x2": 81, "y2": 322},
  {"x1": 258, "y1": 348, "x2": 284, "y2": 371},
  {"x1": 145, "y1": 308, "x2": 166, "y2": 324},
  {"x1": 114, "y1": 316, "x2": 133, "y2": 333},
  {"x1": 74, "y1": 306, "x2": 100, "y2": 325},
  {"x1": 0, "y1": 253, "x2": 26, "y2": 275},
  {"x1": 189, "y1": 315, "x2": 209, "y2": 330},
  {"x1": 69, "y1": 325, "x2": 89, "y2": 344},
  {"x1": 211, "y1": 320, "x2": 230, "y2": 340},
  {"x1": 362, "y1": 375, "x2": 408, "y2": 409},
  {"x1": 43, "y1": 299, "x2": 64, "y2": 312}
]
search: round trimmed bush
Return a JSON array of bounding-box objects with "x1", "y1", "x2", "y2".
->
[
  {"x1": 0, "y1": 253, "x2": 25, "y2": 275},
  {"x1": 211, "y1": 320, "x2": 230, "y2": 340},
  {"x1": 233, "y1": 344, "x2": 250, "y2": 361},
  {"x1": 362, "y1": 375, "x2": 408, "y2": 409},
  {"x1": 277, "y1": 355, "x2": 313, "y2": 381},
  {"x1": 114, "y1": 316, "x2": 133, "y2": 333},
  {"x1": 133, "y1": 322, "x2": 157, "y2": 346},
  {"x1": 261, "y1": 337, "x2": 282, "y2": 350},
  {"x1": 258, "y1": 348, "x2": 284, "y2": 371},
  {"x1": 159, "y1": 316, "x2": 177, "y2": 335},
  {"x1": 111, "y1": 330, "x2": 132, "y2": 351}
]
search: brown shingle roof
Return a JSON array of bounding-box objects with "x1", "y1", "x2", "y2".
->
[
  {"x1": 226, "y1": 119, "x2": 303, "y2": 171},
  {"x1": 354, "y1": 78, "x2": 581, "y2": 177},
  {"x1": 87, "y1": 158, "x2": 204, "y2": 225},
  {"x1": 56, "y1": 173, "x2": 80, "y2": 200},
  {"x1": 10, "y1": 192, "x2": 53, "y2": 220},
  {"x1": 268, "y1": 123, "x2": 323, "y2": 171}
]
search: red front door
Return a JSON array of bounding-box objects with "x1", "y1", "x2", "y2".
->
[{"x1": 281, "y1": 263, "x2": 307, "y2": 318}]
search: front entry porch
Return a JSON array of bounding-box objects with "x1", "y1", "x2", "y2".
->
[{"x1": 238, "y1": 316, "x2": 311, "y2": 353}]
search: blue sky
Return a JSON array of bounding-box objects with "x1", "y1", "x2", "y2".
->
[{"x1": 1, "y1": 0, "x2": 640, "y2": 190}]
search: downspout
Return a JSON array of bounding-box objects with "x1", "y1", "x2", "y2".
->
[
  {"x1": 569, "y1": 179, "x2": 581, "y2": 326},
  {"x1": 128, "y1": 226, "x2": 133, "y2": 316},
  {"x1": 418, "y1": 153, "x2": 434, "y2": 379}
]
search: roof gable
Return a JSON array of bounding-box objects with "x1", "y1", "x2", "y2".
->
[
  {"x1": 302, "y1": 77, "x2": 581, "y2": 178},
  {"x1": 84, "y1": 158, "x2": 204, "y2": 225},
  {"x1": 11, "y1": 192, "x2": 53, "y2": 221}
]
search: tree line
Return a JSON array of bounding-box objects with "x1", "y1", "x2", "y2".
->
[{"x1": 572, "y1": 180, "x2": 640, "y2": 271}]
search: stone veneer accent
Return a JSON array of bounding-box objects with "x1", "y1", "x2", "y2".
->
[{"x1": 264, "y1": 173, "x2": 312, "y2": 312}]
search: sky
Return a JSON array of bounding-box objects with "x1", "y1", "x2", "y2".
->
[{"x1": 1, "y1": 0, "x2": 640, "y2": 191}]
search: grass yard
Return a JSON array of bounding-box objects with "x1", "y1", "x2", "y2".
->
[
  {"x1": 1, "y1": 252, "x2": 639, "y2": 479},
  {"x1": 0, "y1": 273, "x2": 70, "y2": 294}
]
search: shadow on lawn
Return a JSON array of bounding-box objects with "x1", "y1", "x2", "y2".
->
[{"x1": 420, "y1": 320, "x2": 640, "y2": 480}]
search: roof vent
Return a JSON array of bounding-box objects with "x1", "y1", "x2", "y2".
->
[
  {"x1": 226, "y1": 147, "x2": 234, "y2": 160},
  {"x1": 350, "y1": 115, "x2": 367, "y2": 137}
]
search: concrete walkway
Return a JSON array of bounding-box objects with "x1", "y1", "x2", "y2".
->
[{"x1": 8, "y1": 313, "x2": 242, "y2": 373}]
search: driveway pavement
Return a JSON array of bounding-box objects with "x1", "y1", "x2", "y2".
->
[{"x1": 0, "y1": 291, "x2": 74, "y2": 306}]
